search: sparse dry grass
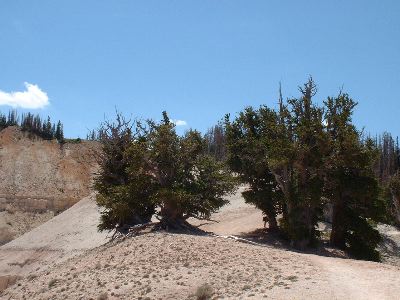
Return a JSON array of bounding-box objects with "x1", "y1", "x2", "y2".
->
[
  {"x1": 97, "y1": 292, "x2": 108, "y2": 300},
  {"x1": 48, "y1": 278, "x2": 58, "y2": 288},
  {"x1": 2, "y1": 232, "x2": 317, "y2": 299},
  {"x1": 195, "y1": 283, "x2": 213, "y2": 300}
]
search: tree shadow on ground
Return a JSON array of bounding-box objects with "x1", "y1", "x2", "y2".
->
[
  {"x1": 379, "y1": 233, "x2": 400, "y2": 263},
  {"x1": 237, "y1": 228, "x2": 348, "y2": 259},
  {"x1": 108, "y1": 221, "x2": 210, "y2": 242}
]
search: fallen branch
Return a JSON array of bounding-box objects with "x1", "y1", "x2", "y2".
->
[
  {"x1": 212, "y1": 234, "x2": 271, "y2": 248},
  {"x1": 109, "y1": 222, "x2": 157, "y2": 240}
]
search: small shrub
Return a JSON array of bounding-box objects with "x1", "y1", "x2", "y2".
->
[
  {"x1": 242, "y1": 284, "x2": 251, "y2": 291},
  {"x1": 195, "y1": 283, "x2": 213, "y2": 300},
  {"x1": 97, "y1": 292, "x2": 108, "y2": 300},
  {"x1": 48, "y1": 278, "x2": 58, "y2": 288},
  {"x1": 285, "y1": 275, "x2": 298, "y2": 282}
]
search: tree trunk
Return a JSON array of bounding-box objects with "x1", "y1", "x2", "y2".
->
[
  {"x1": 157, "y1": 201, "x2": 198, "y2": 232},
  {"x1": 293, "y1": 205, "x2": 315, "y2": 250},
  {"x1": 266, "y1": 211, "x2": 278, "y2": 231},
  {"x1": 330, "y1": 199, "x2": 346, "y2": 249},
  {"x1": 392, "y1": 193, "x2": 400, "y2": 226}
]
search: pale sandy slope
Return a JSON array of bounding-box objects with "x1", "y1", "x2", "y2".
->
[
  {"x1": 2, "y1": 189, "x2": 400, "y2": 299},
  {"x1": 0, "y1": 194, "x2": 108, "y2": 284},
  {"x1": 189, "y1": 187, "x2": 264, "y2": 235}
]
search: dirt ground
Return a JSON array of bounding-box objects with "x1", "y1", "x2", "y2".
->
[
  {"x1": 377, "y1": 223, "x2": 400, "y2": 267},
  {"x1": 0, "y1": 210, "x2": 54, "y2": 245},
  {"x1": 1, "y1": 188, "x2": 400, "y2": 299}
]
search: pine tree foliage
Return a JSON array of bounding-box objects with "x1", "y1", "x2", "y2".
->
[
  {"x1": 0, "y1": 110, "x2": 64, "y2": 143},
  {"x1": 224, "y1": 107, "x2": 283, "y2": 231},
  {"x1": 86, "y1": 129, "x2": 98, "y2": 141},
  {"x1": 204, "y1": 122, "x2": 226, "y2": 161},
  {"x1": 374, "y1": 133, "x2": 400, "y2": 183},
  {"x1": 368, "y1": 133, "x2": 400, "y2": 225},
  {"x1": 225, "y1": 78, "x2": 385, "y2": 260},
  {"x1": 389, "y1": 171, "x2": 400, "y2": 226},
  {"x1": 324, "y1": 94, "x2": 384, "y2": 260},
  {"x1": 94, "y1": 113, "x2": 155, "y2": 232},
  {"x1": 95, "y1": 111, "x2": 236, "y2": 232},
  {"x1": 275, "y1": 79, "x2": 328, "y2": 248}
]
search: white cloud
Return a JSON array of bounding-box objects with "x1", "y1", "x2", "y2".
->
[
  {"x1": 172, "y1": 119, "x2": 187, "y2": 126},
  {"x1": 0, "y1": 82, "x2": 49, "y2": 109}
]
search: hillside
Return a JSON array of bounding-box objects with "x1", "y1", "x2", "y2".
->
[
  {"x1": 0, "y1": 193, "x2": 108, "y2": 292},
  {"x1": 1, "y1": 127, "x2": 400, "y2": 299},
  {"x1": 1, "y1": 189, "x2": 400, "y2": 299},
  {"x1": 0, "y1": 126, "x2": 99, "y2": 243}
]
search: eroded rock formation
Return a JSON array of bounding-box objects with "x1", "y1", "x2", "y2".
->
[{"x1": 0, "y1": 126, "x2": 99, "y2": 213}]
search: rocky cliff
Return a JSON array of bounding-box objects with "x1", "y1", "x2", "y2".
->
[{"x1": 0, "y1": 126, "x2": 99, "y2": 213}]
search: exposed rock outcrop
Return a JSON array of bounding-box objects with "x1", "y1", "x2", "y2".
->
[{"x1": 0, "y1": 126, "x2": 99, "y2": 213}]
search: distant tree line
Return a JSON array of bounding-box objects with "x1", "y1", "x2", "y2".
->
[
  {"x1": 372, "y1": 133, "x2": 400, "y2": 227},
  {"x1": 86, "y1": 129, "x2": 101, "y2": 141},
  {"x1": 204, "y1": 123, "x2": 226, "y2": 162},
  {"x1": 0, "y1": 110, "x2": 64, "y2": 143},
  {"x1": 373, "y1": 132, "x2": 400, "y2": 183}
]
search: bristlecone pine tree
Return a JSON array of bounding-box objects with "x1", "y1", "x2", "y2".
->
[
  {"x1": 224, "y1": 106, "x2": 283, "y2": 231},
  {"x1": 324, "y1": 93, "x2": 385, "y2": 261},
  {"x1": 226, "y1": 78, "x2": 328, "y2": 249},
  {"x1": 95, "y1": 111, "x2": 236, "y2": 232},
  {"x1": 226, "y1": 77, "x2": 385, "y2": 260},
  {"x1": 94, "y1": 113, "x2": 156, "y2": 232}
]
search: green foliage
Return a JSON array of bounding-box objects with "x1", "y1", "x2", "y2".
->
[
  {"x1": 324, "y1": 94, "x2": 385, "y2": 260},
  {"x1": 390, "y1": 172, "x2": 400, "y2": 195},
  {"x1": 225, "y1": 107, "x2": 282, "y2": 230},
  {"x1": 95, "y1": 111, "x2": 236, "y2": 232},
  {"x1": 0, "y1": 110, "x2": 64, "y2": 143},
  {"x1": 94, "y1": 113, "x2": 155, "y2": 232},
  {"x1": 204, "y1": 122, "x2": 226, "y2": 161},
  {"x1": 389, "y1": 172, "x2": 400, "y2": 225},
  {"x1": 64, "y1": 138, "x2": 82, "y2": 143},
  {"x1": 226, "y1": 78, "x2": 328, "y2": 247},
  {"x1": 225, "y1": 77, "x2": 384, "y2": 258},
  {"x1": 55, "y1": 121, "x2": 64, "y2": 143},
  {"x1": 344, "y1": 209, "x2": 381, "y2": 261},
  {"x1": 195, "y1": 283, "x2": 213, "y2": 300}
]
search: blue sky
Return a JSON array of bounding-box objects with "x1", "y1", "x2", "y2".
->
[{"x1": 0, "y1": 1, "x2": 399, "y2": 138}]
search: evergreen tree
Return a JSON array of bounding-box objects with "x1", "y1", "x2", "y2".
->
[
  {"x1": 7, "y1": 110, "x2": 18, "y2": 126},
  {"x1": 94, "y1": 113, "x2": 152, "y2": 232},
  {"x1": 86, "y1": 129, "x2": 97, "y2": 141},
  {"x1": 95, "y1": 111, "x2": 236, "y2": 232},
  {"x1": 0, "y1": 113, "x2": 6, "y2": 129},
  {"x1": 389, "y1": 171, "x2": 400, "y2": 226},
  {"x1": 276, "y1": 79, "x2": 327, "y2": 248},
  {"x1": 204, "y1": 123, "x2": 226, "y2": 161},
  {"x1": 44, "y1": 116, "x2": 53, "y2": 139},
  {"x1": 33, "y1": 115, "x2": 42, "y2": 135},
  {"x1": 226, "y1": 78, "x2": 385, "y2": 259},
  {"x1": 55, "y1": 121, "x2": 64, "y2": 143},
  {"x1": 0, "y1": 110, "x2": 65, "y2": 142},
  {"x1": 226, "y1": 78, "x2": 328, "y2": 247},
  {"x1": 324, "y1": 93, "x2": 384, "y2": 261},
  {"x1": 225, "y1": 107, "x2": 282, "y2": 231}
]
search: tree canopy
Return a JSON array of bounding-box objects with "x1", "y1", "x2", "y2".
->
[
  {"x1": 95, "y1": 111, "x2": 236, "y2": 232},
  {"x1": 225, "y1": 78, "x2": 385, "y2": 260}
]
